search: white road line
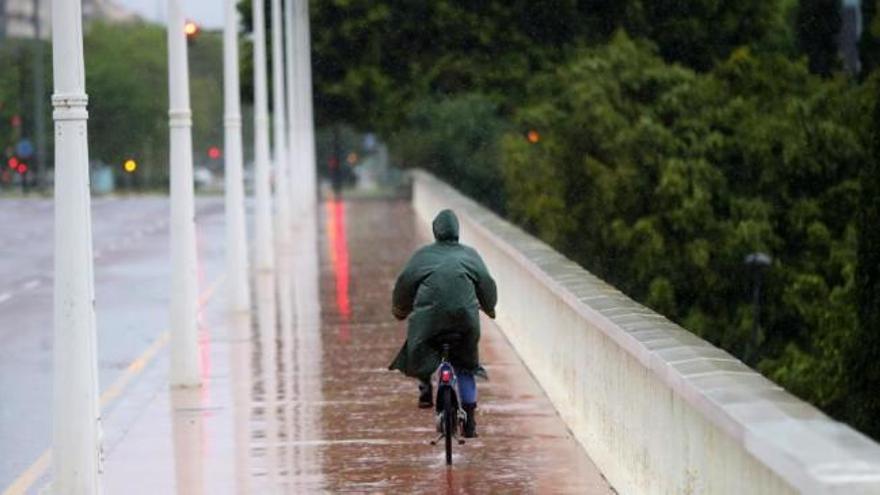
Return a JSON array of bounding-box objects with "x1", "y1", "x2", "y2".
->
[
  {"x1": 21, "y1": 280, "x2": 39, "y2": 291},
  {"x1": 0, "y1": 293, "x2": 11, "y2": 304}
]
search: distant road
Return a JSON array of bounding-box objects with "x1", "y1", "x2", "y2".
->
[{"x1": 0, "y1": 196, "x2": 229, "y2": 488}]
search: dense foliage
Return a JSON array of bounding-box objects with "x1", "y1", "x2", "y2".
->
[
  {"x1": 307, "y1": 1, "x2": 880, "y2": 438},
  {"x1": 796, "y1": 0, "x2": 843, "y2": 75},
  {"x1": 502, "y1": 36, "x2": 876, "y2": 432},
  {"x1": 390, "y1": 94, "x2": 508, "y2": 214},
  {"x1": 852, "y1": 76, "x2": 880, "y2": 435}
]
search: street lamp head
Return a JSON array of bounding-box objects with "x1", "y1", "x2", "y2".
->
[
  {"x1": 184, "y1": 21, "x2": 201, "y2": 40},
  {"x1": 744, "y1": 252, "x2": 772, "y2": 267}
]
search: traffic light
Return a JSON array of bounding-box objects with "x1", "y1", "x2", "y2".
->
[
  {"x1": 123, "y1": 159, "x2": 137, "y2": 173},
  {"x1": 207, "y1": 146, "x2": 221, "y2": 160}
]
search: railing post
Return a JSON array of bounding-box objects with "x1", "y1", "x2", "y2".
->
[
  {"x1": 271, "y1": 0, "x2": 292, "y2": 248},
  {"x1": 167, "y1": 0, "x2": 201, "y2": 388},
  {"x1": 51, "y1": 0, "x2": 102, "y2": 491},
  {"x1": 253, "y1": 0, "x2": 275, "y2": 272},
  {"x1": 223, "y1": 0, "x2": 251, "y2": 315}
]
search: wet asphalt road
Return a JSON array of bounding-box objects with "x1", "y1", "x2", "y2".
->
[{"x1": 0, "y1": 195, "x2": 228, "y2": 489}]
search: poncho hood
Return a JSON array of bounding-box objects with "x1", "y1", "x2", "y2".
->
[{"x1": 432, "y1": 209, "x2": 459, "y2": 242}]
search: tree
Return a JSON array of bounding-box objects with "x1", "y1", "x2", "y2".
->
[
  {"x1": 391, "y1": 94, "x2": 508, "y2": 213},
  {"x1": 849, "y1": 74, "x2": 880, "y2": 438},
  {"x1": 82, "y1": 21, "x2": 224, "y2": 187},
  {"x1": 271, "y1": 0, "x2": 595, "y2": 132},
  {"x1": 796, "y1": 0, "x2": 843, "y2": 75},
  {"x1": 84, "y1": 22, "x2": 169, "y2": 180},
  {"x1": 860, "y1": 0, "x2": 880, "y2": 74},
  {"x1": 498, "y1": 35, "x2": 875, "y2": 436},
  {"x1": 0, "y1": 38, "x2": 53, "y2": 190},
  {"x1": 634, "y1": 0, "x2": 787, "y2": 70}
]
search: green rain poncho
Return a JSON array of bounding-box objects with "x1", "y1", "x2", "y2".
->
[{"x1": 389, "y1": 209, "x2": 497, "y2": 379}]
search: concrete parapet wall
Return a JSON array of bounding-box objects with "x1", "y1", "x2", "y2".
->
[{"x1": 411, "y1": 170, "x2": 880, "y2": 494}]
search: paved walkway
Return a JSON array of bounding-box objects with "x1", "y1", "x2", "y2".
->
[{"x1": 100, "y1": 198, "x2": 612, "y2": 493}]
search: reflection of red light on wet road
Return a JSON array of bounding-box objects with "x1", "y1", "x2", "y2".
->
[{"x1": 326, "y1": 199, "x2": 351, "y2": 342}]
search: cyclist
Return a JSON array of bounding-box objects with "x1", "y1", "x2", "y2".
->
[{"x1": 389, "y1": 209, "x2": 497, "y2": 438}]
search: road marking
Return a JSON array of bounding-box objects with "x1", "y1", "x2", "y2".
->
[
  {"x1": 0, "y1": 293, "x2": 11, "y2": 305},
  {"x1": 21, "y1": 280, "x2": 39, "y2": 291},
  {"x1": 99, "y1": 331, "x2": 171, "y2": 407},
  {"x1": 0, "y1": 452, "x2": 49, "y2": 495},
  {"x1": 1, "y1": 274, "x2": 226, "y2": 495}
]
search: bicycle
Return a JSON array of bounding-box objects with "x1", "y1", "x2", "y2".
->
[{"x1": 429, "y1": 342, "x2": 467, "y2": 465}]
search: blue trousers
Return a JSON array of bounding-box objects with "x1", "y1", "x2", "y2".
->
[{"x1": 456, "y1": 372, "x2": 477, "y2": 404}]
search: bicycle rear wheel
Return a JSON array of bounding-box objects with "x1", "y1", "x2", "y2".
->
[{"x1": 442, "y1": 387, "x2": 454, "y2": 465}]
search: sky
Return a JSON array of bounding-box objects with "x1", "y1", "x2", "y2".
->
[{"x1": 115, "y1": 0, "x2": 224, "y2": 29}]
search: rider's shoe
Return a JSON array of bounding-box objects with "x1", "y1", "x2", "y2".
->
[
  {"x1": 463, "y1": 403, "x2": 478, "y2": 438},
  {"x1": 418, "y1": 381, "x2": 433, "y2": 408}
]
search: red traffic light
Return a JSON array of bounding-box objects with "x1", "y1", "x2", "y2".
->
[
  {"x1": 207, "y1": 146, "x2": 221, "y2": 160},
  {"x1": 16, "y1": 163, "x2": 27, "y2": 175},
  {"x1": 7, "y1": 156, "x2": 18, "y2": 169}
]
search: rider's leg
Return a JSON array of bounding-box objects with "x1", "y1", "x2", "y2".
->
[
  {"x1": 418, "y1": 375, "x2": 433, "y2": 408},
  {"x1": 457, "y1": 372, "x2": 477, "y2": 404},
  {"x1": 457, "y1": 372, "x2": 478, "y2": 437}
]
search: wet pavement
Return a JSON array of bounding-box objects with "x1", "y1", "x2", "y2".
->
[
  {"x1": 309, "y1": 199, "x2": 611, "y2": 493},
  {"x1": 5, "y1": 196, "x2": 613, "y2": 493},
  {"x1": 0, "y1": 196, "x2": 228, "y2": 490}
]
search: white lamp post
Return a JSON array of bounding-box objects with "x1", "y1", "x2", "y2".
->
[
  {"x1": 289, "y1": 0, "x2": 316, "y2": 213},
  {"x1": 167, "y1": 0, "x2": 201, "y2": 388},
  {"x1": 284, "y1": 0, "x2": 300, "y2": 216},
  {"x1": 223, "y1": 0, "x2": 251, "y2": 315},
  {"x1": 271, "y1": 0, "x2": 292, "y2": 248},
  {"x1": 296, "y1": 0, "x2": 318, "y2": 209},
  {"x1": 253, "y1": 0, "x2": 275, "y2": 272},
  {"x1": 51, "y1": 0, "x2": 102, "y2": 491}
]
